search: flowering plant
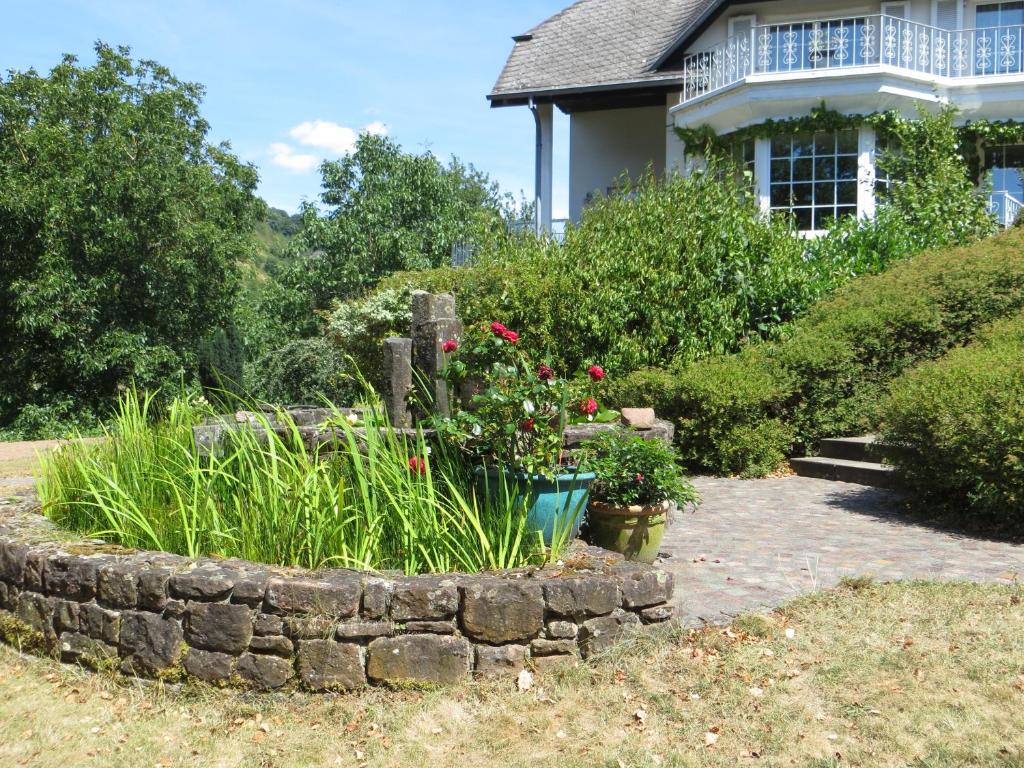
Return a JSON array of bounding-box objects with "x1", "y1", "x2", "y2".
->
[
  {"x1": 437, "y1": 322, "x2": 616, "y2": 476},
  {"x1": 581, "y1": 431, "x2": 698, "y2": 507}
]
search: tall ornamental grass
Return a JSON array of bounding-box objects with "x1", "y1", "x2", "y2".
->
[{"x1": 38, "y1": 391, "x2": 551, "y2": 574}]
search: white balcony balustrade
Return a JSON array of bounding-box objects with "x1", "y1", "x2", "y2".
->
[{"x1": 680, "y1": 14, "x2": 1024, "y2": 104}]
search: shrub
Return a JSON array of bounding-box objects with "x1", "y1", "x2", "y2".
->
[
  {"x1": 879, "y1": 311, "x2": 1024, "y2": 524},
  {"x1": 251, "y1": 338, "x2": 353, "y2": 406},
  {"x1": 582, "y1": 431, "x2": 698, "y2": 507},
  {"x1": 613, "y1": 227, "x2": 1024, "y2": 475},
  {"x1": 325, "y1": 286, "x2": 413, "y2": 394}
]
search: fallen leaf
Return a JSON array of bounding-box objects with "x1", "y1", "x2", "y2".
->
[
  {"x1": 749, "y1": 687, "x2": 764, "y2": 697},
  {"x1": 784, "y1": 628, "x2": 795, "y2": 640},
  {"x1": 517, "y1": 670, "x2": 534, "y2": 691},
  {"x1": 705, "y1": 731, "x2": 720, "y2": 747}
]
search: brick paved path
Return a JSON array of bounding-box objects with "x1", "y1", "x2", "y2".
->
[{"x1": 662, "y1": 476, "x2": 1024, "y2": 626}]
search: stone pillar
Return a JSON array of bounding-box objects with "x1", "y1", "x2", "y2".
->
[
  {"x1": 411, "y1": 291, "x2": 463, "y2": 418},
  {"x1": 381, "y1": 337, "x2": 413, "y2": 429}
]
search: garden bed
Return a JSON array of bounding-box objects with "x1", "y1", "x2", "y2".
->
[{"x1": 0, "y1": 492, "x2": 674, "y2": 692}]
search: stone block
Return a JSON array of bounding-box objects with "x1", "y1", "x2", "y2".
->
[
  {"x1": 15, "y1": 591, "x2": 56, "y2": 640},
  {"x1": 118, "y1": 611, "x2": 185, "y2": 676},
  {"x1": 185, "y1": 602, "x2": 253, "y2": 654},
  {"x1": 97, "y1": 561, "x2": 140, "y2": 608},
  {"x1": 169, "y1": 566, "x2": 238, "y2": 602},
  {"x1": 382, "y1": 338, "x2": 414, "y2": 429},
  {"x1": 615, "y1": 566, "x2": 674, "y2": 609},
  {"x1": 529, "y1": 638, "x2": 577, "y2": 656},
  {"x1": 543, "y1": 577, "x2": 621, "y2": 620},
  {"x1": 0, "y1": 581, "x2": 10, "y2": 610},
  {"x1": 474, "y1": 644, "x2": 528, "y2": 678},
  {"x1": 59, "y1": 632, "x2": 117, "y2": 668},
  {"x1": 24, "y1": 551, "x2": 48, "y2": 591},
  {"x1": 163, "y1": 599, "x2": 187, "y2": 619},
  {"x1": 366, "y1": 635, "x2": 471, "y2": 685},
  {"x1": 639, "y1": 604, "x2": 674, "y2": 623},
  {"x1": 253, "y1": 613, "x2": 284, "y2": 637},
  {"x1": 283, "y1": 615, "x2": 335, "y2": 639},
  {"x1": 530, "y1": 653, "x2": 579, "y2": 673},
  {"x1": 235, "y1": 653, "x2": 293, "y2": 690},
  {"x1": 361, "y1": 576, "x2": 393, "y2": 619},
  {"x1": 297, "y1": 639, "x2": 366, "y2": 691},
  {"x1": 230, "y1": 572, "x2": 269, "y2": 607},
  {"x1": 390, "y1": 576, "x2": 459, "y2": 621},
  {"x1": 184, "y1": 648, "x2": 235, "y2": 684},
  {"x1": 137, "y1": 567, "x2": 175, "y2": 612},
  {"x1": 578, "y1": 611, "x2": 640, "y2": 659},
  {"x1": 403, "y1": 620, "x2": 455, "y2": 634},
  {"x1": 620, "y1": 408, "x2": 656, "y2": 429},
  {"x1": 43, "y1": 554, "x2": 99, "y2": 601},
  {"x1": 334, "y1": 620, "x2": 394, "y2": 640},
  {"x1": 249, "y1": 635, "x2": 293, "y2": 657},
  {"x1": 80, "y1": 603, "x2": 121, "y2": 644},
  {"x1": 54, "y1": 599, "x2": 81, "y2": 632},
  {"x1": 461, "y1": 581, "x2": 543, "y2": 644},
  {"x1": 546, "y1": 620, "x2": 578, "y2": 639},
  {"x1": 264, "y1": 574, "x2": 361, "y2": 618},
  {"x1": 0, "y1": 541, "x2": 29, "y2": 585}
]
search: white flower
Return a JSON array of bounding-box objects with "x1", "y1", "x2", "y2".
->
[
  {"x1": 346, "y1": 413, "x2": 359, "y2": 425},
  {"x1": 522, "y1": 399, "x2": 536, "y2": 415},
  {"x1": 472, "y1": 423, "x2": 483, "y2": 436}
]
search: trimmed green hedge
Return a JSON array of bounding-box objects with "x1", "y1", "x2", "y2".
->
[
  {"x1": 609, "y1": 227, "x2": 1024, "y2": 476},
  {"x1": 879, "y1": 311, "x2": 1024, "y2": 523}
]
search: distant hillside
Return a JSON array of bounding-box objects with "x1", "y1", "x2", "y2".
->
[{"x1": 242, "y1": 205, "x2": 305, "y2": 286}]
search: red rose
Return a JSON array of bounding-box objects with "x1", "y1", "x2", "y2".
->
[
  {"x1": 537, "y1": 364, "x2": 555, "y2": 381},
  {"x1": 442, "y1": 339, "x2": 458, "y2": 353},
  {"x1": 519, "y1": 417, "x2": 535, "y2": 432},
  {"x1": 490, "y1": 322, "x2": 508, "y2": 336},
  {"x1": 408, "y1": 456, "x2": 427, "y2": 476},
  {"x1": 587, "y1": 365, "x2": 606, "y2": 382},
  {"x1": 501, "y1": 329, "x2": 519, "y2": 344},
  {"x1": 578, "y1": 398, "x2": 598, "y2": 416},
  {"x1": 635, "y1": 473, "x2": 645, "y2": 484}
]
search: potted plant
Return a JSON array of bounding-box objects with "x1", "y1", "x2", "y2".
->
[
  {"x1": 437, "y1": 322, "x2": 615, "y2": 545},
  {"x1": 581, "y1": 431, "x2": 698, "y2": 563}
]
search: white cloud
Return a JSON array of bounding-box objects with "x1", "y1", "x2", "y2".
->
[
  {"x1": 267, "y1": 120, "x2": 390, "y2": 175},
  {"x1": 269, "y1": 142, "x2": 320, "y2": 173}
]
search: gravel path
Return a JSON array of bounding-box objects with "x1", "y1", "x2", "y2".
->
[{"x1": 661, "y1": 476, "x2": 1024, "y2": 626}]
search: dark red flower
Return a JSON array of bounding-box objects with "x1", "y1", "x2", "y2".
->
[
  {"x1": 587, "y1": 365, "x2": 606, "y2": 382},
  {"x1": 442, "y1": 339, "x2": 458, "y2": 353},
  {"x1": 519, "y1": 417, "x2": 535, "y2": 432},
  {"x1": 408, "y1": 456, "x2": 427, "y2": 476},
  {"x1": 635, "y1": 473, "x2": 645, "y2": 484},
  {"x1": 578, "y1": 398, "x2": 598, "y2": 416},
  {"x1": 501, "y1": 329, "x2": 519, "y2": 344},
  {"x1": 537, "y1": 364, "x2": 555, "y2": 381},
  {"x1": 490, "y1": 322, "x2": 508, "y2": 336}
]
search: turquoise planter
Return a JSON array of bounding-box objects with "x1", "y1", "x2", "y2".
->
[{"x1": 474, "y1": 466, "x2": 595, "y2": 546}]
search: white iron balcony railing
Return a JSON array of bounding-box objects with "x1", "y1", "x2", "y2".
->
[
  {"x1": 680, "y1": 14, "x2": 1024, "y2": 103},
  {"x1": 990, "y1": 190, "x2": 1024, "y2": 227}
]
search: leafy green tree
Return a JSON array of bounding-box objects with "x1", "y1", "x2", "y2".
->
[
  {"x1": 277, "y1": 133, "x2": 503, "y2": 330},
  {"x1": 0, "y1": 43, "x2": 263, "y2": 427}
]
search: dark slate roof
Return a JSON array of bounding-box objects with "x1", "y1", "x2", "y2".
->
[{"x1": 489, "y1": 0, "x2": 718, "y2": 103}]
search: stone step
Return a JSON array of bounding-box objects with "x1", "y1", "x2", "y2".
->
[
  {"x1": 789, "y1": 456, "x2": 898, "y2": 489},
  {"x1": 818, "y1": 435, "x2": 884, "y2": 462}
]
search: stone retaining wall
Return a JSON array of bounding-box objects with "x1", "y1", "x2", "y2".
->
[{"x1": 0, "y1": 495, "x2": 673, "y2": 691}]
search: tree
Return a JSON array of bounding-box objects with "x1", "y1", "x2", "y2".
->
[
  {"x1": 278, "y1": 133, "x2": 504, "y2": 325},
  {"x1": 0, "y1": 43, "x2": 263, "y2": 426}
]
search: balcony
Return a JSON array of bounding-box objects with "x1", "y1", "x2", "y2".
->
[{"x1": 679, "y1": 15, "x2": 1024, "y2": 106}]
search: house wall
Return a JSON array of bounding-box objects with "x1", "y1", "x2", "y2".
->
[{"x1": 568, "y1": 104, "x2": 667, "y2": 221}]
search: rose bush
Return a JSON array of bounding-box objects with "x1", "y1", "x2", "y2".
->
[{"x1": 437, "y1": 322, "x2": 615, "y2": 476}]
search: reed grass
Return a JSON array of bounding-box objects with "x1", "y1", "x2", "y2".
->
[{"x1": 38, "y1": 390, "x2": 557, "y2": 574}]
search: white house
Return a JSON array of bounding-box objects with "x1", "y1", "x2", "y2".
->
[{"x1": 489, "y1": 0, "x2": 1024, "y2": 233}]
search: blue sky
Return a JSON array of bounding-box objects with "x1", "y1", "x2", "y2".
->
[{"x1": 1, "y1": 0, "x2": 572, "y2": 216}]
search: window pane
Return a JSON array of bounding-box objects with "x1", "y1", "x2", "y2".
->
[
  {"x1": 977, "y1": 3, "x2": 1000, "y2": 25},
  {"x1": 794, "y1": 207, "x2": 813, "y2": 230},
  {"x1": 793, "y1": 183, "x2": 813, "y2": 205},
  {"x1": 771, "y1": 184, "x2": 792, "y2": 206},
  {"x1": 771, "y1": 135, "x2": 791, "y2": 157},
  {"x1": 771, "y1": 159, "x2": 791, "y2": 182},
  {"x1": 815, "y1": 156, "x2": 836, "y2": 180},
  {"x1": 815, "y1": 182, "x2": 835, "y2": 205},
  {"x1": 794, "y1": 157, "x2": 814, "y2": 181},
  {"x1": 814, "y1": 132, "x2": 835, "y2": 156},
  {"x1": 838, "y1": 156, "x2": 858, "y2": 180},
  {"x1": 814, "y1": 208, "x2": 836, "y2": 231},
  {"x1": 837, "y1": 181, "x2": 857, "y2": 204},
  {"x1": 837, "y1": 129, "x2": 859, "y2": 154},
  {"x1": 793, "y1": 133, "x2": 814, "y2": 158},
  {"x1": 836, "y1": 205, "x2": 857, "y2": 221}
]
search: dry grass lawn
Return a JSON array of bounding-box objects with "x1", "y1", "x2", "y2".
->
[{"x1": 1, "y1": 580, "x2": 1022, "y2": 767}]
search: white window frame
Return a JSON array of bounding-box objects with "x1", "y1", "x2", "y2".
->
[
  {"x1": 880, "y1": 1, "x2": 910, "y2": 17},
  {"x1": 728, "y1": 14, "x2": 758, "y2": 37},
  {"x1": 931, "y1": 0, "x2": 964, "y2": 28}
]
